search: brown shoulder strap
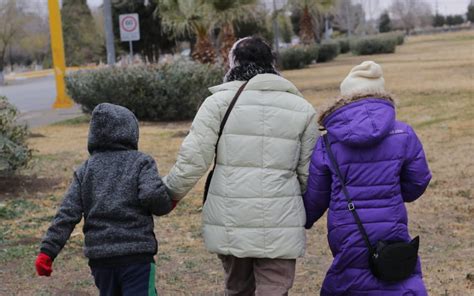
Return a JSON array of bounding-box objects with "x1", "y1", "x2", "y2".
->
[
  {"x1": 214, "y1": 81, "x2": 248, "y2": 155},
  {"x1": 217, "y1": 81, "x2": 248, "y2": 140},
  {"x1": 203, "y1": 82, "x2": 248, "y2": 204}
]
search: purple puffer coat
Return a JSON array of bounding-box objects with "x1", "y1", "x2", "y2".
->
[{"x1": 304, "y1": 97, "x2": 431, "y2": 296}]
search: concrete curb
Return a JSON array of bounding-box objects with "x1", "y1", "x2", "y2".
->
[
  {"x1": 5, "y1": 66, "x2": 98, "y2": 82},
  {"x1": 18, "y1": 105, "x2": 83, "y2": 128}
]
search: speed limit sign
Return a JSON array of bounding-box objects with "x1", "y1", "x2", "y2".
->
[{"x1": 119, "y1": 14, "x2": 140, "y2": 42}]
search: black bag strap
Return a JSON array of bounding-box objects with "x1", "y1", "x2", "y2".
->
[
  {"x1": 323, "y1": 133, "x2": 375, "y2": 256},
  {"x1": 211, "y1": 81, "x2": 248, "y2": 170}
]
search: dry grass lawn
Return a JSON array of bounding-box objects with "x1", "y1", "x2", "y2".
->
[{"x1": 0, "y1": 31, "x2": 473, "y2": 295}]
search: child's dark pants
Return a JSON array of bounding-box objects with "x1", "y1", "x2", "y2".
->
[{"x1": 91, "y1": 263, "x2": 157, "y2": 296}]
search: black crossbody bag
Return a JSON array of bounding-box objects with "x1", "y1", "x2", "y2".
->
[
  {"x1": 323, "y1": 133, "x2": 420, "y2": 282},
  {"x1": 203, "y1": 82, "x2": 248, "y2": 204}
]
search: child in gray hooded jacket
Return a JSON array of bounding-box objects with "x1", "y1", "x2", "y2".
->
[{"x1": 35, "y1": 103, "x2": 172, "y2": 296}]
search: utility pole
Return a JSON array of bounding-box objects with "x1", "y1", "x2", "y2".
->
[
  {"x1": 104, "y1": 0, "x2": 116, "y2": 65},
  {"x1": 48, "y1": 0, "x2": 73, "y2": 109},
  {"x1": 272, "y1": 0, "x2": 280, "y2": 56},
  {"x1": 346, "y1": 0, "x2": 352, "y2": 38}
]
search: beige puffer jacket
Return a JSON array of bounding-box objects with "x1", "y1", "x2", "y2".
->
[{"x1": 164, "y1": 74, "x2": 318, "y2": 259}]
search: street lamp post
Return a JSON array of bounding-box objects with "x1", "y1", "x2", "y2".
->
[
  {"x1": 48, "y1": 0, "x2": 73, "y2": 109},
  {"x1": 104, "y1": 0, "x2": 116, "y2": 65}
]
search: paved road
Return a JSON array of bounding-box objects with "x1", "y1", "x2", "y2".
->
[
  {"x1": 0, "y1": 76, "x2": 56, "y2": 112},
  {"x1": 0, "y1": 76, "x2": 83, "y2": 127}
]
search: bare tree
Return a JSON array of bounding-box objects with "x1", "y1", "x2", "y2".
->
[
  {"x1": 13, "y1": 14, "x2": 49, "y2": 66},
  {"x1": 389, "y1": 0, "x2": 432, "y2": 34},
  {"x1": 0, "y1": 0, "x2": 26, "y2": 85},
  {"x1": 333, "y1": 0, "x2": 365, "y2": 37},
  {"x1": 358, "y1": 0, "x2": 379, "y2": 22},
  {"x1": 359, "y1": 0, "x2": 380, "y2": 33}
]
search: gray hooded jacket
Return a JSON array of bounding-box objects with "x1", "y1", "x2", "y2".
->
[{"x1": 40, "y1": 103, "x2": 171, "y2": 264}]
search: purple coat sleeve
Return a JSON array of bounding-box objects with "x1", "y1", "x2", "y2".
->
[
  {"x1": 400, "y1": 126, "x2": 432, "y2": 202},
  {"x1": 303, "y1": 137, "x2": 332, "y2": 229}
]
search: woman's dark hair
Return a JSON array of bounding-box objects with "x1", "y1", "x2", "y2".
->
[
  {"x1": 231, "y1": 37, "x2": 276, "y2": 67},
  {"x1": 224, "y1": 37, "x2": 279, "y2": 82}
]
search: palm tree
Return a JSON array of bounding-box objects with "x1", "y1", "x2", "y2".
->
[
  {"x1": 208, "y1": 0, "x2": 258, "y2": 66},
  {"x1": 290, "y1": 0, "x2": 334, "y2": 45},
  {"x1": 158, "y1": 0, "x2": 216, "y2": 64}
]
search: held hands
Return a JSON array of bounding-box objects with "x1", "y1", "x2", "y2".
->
[{"x1": 35, "y1": 253, "x2": 53, "y2": 276}]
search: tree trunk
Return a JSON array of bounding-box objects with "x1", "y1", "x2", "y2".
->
[
  {"x1": 324, "y1": 17, "x2": 330, "y2": 40},
  {"x1": 220, "y1": 23, "x2": 236, "y2": 68},
  {"x1": 0, "y1": 56, "x2": 5, "y2": 86},
  {"x1": 192, "y1": 35, "x2": 216, "y2": 64},
  {"x1": 300, "y1": 6, "x2": 315, "y2": 45}
]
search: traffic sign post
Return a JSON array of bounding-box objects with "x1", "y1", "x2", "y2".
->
[{"x1": 119, "y1": 14, "x2": 140, "y2": 63}]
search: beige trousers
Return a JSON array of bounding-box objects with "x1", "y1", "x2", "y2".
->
[{"x1": 218, "y1": 255, "x2": 296, "y2": 296}]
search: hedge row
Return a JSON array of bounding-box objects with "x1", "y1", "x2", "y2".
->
[
  {"x1": 279, "y1": 41, "x2": 340, "y2": 70},
  {"x1": 350, "y1": 32, "x2": 405, "y2": 55},
  {"x1": 280, "y1": 32, "x2": 406, "y2": 69},
  {"x1": 66, "y1": 59, "x2": 224, "y2": 121},
  {"x1": 387, "y1": 31, "x2": 406, "y2": 45},
  {"x1": 337, "y1": 38, "x2": 351, "y2": 54},
  {"x1": 317, "y1": 41, "x2": 340, "y2": 63},
  {"x1": 350, "y1": 35, "x2": 397, "y2": 55},
  {"x1": 279, "y1": 45, "x2": 319, "y2": 70}
]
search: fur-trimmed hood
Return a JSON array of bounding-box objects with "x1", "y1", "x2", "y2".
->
[
  {"x1": 319, "y1": 92, "x2": 397, "y2": 147},
  {"x1": 318, "y1": 92, "x2": 395, "y2": 126}
]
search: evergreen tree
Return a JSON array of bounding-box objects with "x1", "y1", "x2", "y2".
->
[
  {"x1": 467, "y1": 4, "x2": 474, "y2": 23},
  {"x1": 378, "y1": 11, "x2": 392, "y2": 33},
  {"x1": 452, "y1": 15, "x2": 465, "y2": 25},
  {"x1": 433, "y1": 14, "x2": 445, "y2": 27},
  {"x1": 446, "y1": 15, "x2": 464, "y2": 26},
  {"x1": 62, "y1": 0, "x2": 103, "y2": 66},
  {"x1": 112, "y1": 0, "x2": 175, "y2": 63}
]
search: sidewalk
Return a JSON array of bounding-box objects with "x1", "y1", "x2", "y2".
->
[
  {"x1": 17, "y1": 105, "x2": 83, "y2": 128},
  {"x1": 5, "y1": 66, "x2": 97, "y2": 82}
]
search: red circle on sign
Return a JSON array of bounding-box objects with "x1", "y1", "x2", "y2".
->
[{"x1": 121, "y1": 16, "x2": 138, "y2": 32}]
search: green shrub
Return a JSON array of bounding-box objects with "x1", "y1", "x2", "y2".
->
[
  {"x1": 350, "y1": 35, "x2": 397, "y2": 56},
  {"x1": 66, "y1": 59, "x2": 224, "y2": 121},
  {"x1": 336, "y1": 38, "x2": 351, "y2": 54},
  {"x1": 317, "y1": 41, "x2": 340, "y2": 63},
  {"x1": 380, "y1": 32, "x2": 405, "y2": 45},
  {"x1": 393, "y1": 32, "x2": 405, "y2": 45},
  {"x1": 0, "y1": 97, "x2": 31, "y2": 175},
  {"x1": 279, "y1": 45, "x2": 318, "y2": 70}
]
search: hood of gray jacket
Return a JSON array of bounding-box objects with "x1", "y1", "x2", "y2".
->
[{"x1": 88, "y1": 103, "x2": 139, "y2": 154}]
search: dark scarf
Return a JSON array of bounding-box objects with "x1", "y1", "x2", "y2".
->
[{"x1": 224, "y1": 62, "x2": 279, "y2": 82}]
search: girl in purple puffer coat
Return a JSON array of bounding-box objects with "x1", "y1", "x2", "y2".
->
[{"x1": 304, "y1": 61, "x2": 431, "y2": 296}]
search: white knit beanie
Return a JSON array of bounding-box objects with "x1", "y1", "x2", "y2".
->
[{"x1": 340, "y1": 61, "x2": 385, "y2": 96}]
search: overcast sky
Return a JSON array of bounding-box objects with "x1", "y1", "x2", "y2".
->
[{"x1": 87, "y1": 0, "x2": 472, "y2": 17}]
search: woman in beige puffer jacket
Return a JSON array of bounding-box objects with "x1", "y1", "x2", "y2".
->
[{"x1": 164, "y1": 37, "x2": 318, "y2": 295}]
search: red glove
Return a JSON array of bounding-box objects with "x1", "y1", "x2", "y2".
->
[
  {"x1": 171, "y1": 200, "x2": 178, "y2": 210},
  {"x1": 35, "y1": 253, "x2": 53, "y2": 276}
]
